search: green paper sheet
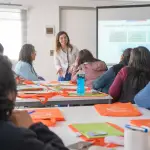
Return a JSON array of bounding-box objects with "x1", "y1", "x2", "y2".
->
[
  {"x1": 69, "y1": 93, "x2": 106, "y2": 97},
  {"x1": 17, "y1": 85, "x2": 42, "y2": 91},
  {"x1": 72, "y1": 123, "x2": 124, "y2": 139}
]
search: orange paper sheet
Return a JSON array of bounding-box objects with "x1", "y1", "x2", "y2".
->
[
  {"x1": 28, "y1": 108, "x2": 65, "y2": 127},
  {"x1": 95, "y1": 103, "x2": 142, "y2": 117},
  {"x1": 17, "y1": 92, "x2": 59, "y2": 104},
  {"x1": 130, "y1": 119, "x2": 150, "y2": 128}
]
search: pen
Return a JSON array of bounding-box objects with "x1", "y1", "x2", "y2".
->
[
  {"x1": 125, "y1": 124, "x2": 148, "y2": 133},
  {"x1": 28, "y1": 110, "x2": 36, "y2": 115}
]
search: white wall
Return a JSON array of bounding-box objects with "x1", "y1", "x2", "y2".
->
[
  {"x1": 14, "y1": 0, "x2": 148, "y2": 80},
  {"x1": 60, "y1": 9, "x2": 96, "y2": 57}
]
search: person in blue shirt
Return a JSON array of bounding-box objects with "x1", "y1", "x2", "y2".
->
[
  {"x1": 134, "y1": 82, "x2": 150, "y2": 109},
  {"x1": 92, "y1": 48, "x2": 132, "y2": 93},
  {"x1": 15, "y1": 44, "x2": 43, "y2": 81}
]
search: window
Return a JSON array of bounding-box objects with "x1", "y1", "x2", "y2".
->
[{"x1": 0, "y1": 8, "x2": 27, "y2": 60}]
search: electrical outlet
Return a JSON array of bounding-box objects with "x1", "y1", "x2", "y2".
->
[{"x1": 50, "y1": 50, "x2": 54, "y2": 56}]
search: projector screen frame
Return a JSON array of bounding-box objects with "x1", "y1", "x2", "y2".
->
[{"x1": 96, "y1": 4, "x2": 150, "y2": 66}]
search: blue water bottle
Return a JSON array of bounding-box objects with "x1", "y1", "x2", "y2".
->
[{"x1": 77, "y1": 69, "x2": 85, "y2": 96}]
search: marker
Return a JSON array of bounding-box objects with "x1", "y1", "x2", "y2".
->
[
  {"x1": 141, "y1": 125, "x2": 150, "y2": 131},
  {"x1": 28, "y1": 110, "x2": 36, "y2": 115},
  {"x1": 125, "y1": 124, "x2": 148, "y2": 133},
  {"x1": 87, "y1": 131, "x2": 108, "y2": 137}
]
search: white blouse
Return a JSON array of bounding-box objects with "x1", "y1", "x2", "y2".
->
[{"x1": 54, "y1": 45, "x2": 79, "y2": 76}]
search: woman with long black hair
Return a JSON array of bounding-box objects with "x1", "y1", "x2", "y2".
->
[
  {"x1": 15, "y1": 44, "x2": 41, "y2": 81},
  {"x1": 109, "y1": 46, "x2": 150, "y2": 103},
  {"x1": 0, "y1": 55, "x2": 68, "y2": 150}
]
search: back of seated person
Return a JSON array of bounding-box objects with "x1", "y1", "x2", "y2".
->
[
  {"x1": 0, "y1": 55, "x2": 68, "y2": 150},
  {"x1": 134, "y1": 82, "x2": 150, "y2": 109},
  {"x1": 15, "y1": 44, "x2": 40, "y2": 81},
  {"x1": 93, "y1": 48, "x2": 132, "y2": 93},
  {"x1": 109, "y1": 46, "x2": 150, "y2": 103},
  {"x1": 71, "y1": 49, "x2": 107, "y2": 88}
]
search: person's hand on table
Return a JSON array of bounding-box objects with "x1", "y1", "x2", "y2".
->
[
  {"x1": 16, "y1": 77, "x2": 25, "y2": 85},
  {"x1": 68, "y1": 65, "x2": 74, "y2": 73},
  {"x1": 10, "y1": 110, "x2": 33, "y2": 128},
  {"x1": 58, "y1": 68, "x2": 63, "y2": 77}
]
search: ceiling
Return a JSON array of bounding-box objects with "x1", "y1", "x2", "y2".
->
[
  {"x1": 0, "y1": 0, "x2": 12, "y2": 3},
  {"x1": 0, "y1": 0, "x2": 150, "y2": 5},
  {"x1": 0, "y1": 0, "x2": 17, "y2": 3},
  {"x1": 87, "y1": 0, "x2": 150, "y2": 2},
  {"x1": 0, "y1": 0, "x2": 149, "y2": 2}
]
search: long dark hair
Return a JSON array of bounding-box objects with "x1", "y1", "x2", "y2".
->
[
  {"x1": 113, "y1": 48, "x2": 132, "y2": 75},
  {"x1": 0, "y1": 43, "x2": 4, "y2": 54},
  {"x1": 19, "y1": 44, "x2": 35, "y2": 65},
  {"x1": 125, "y1": 46, "x2": 150, "y2": 93},
  {"x1": 78, "y1": 49, "x2": 100, "y2": 66},
  {"x1": 0, "y1": 55, "x2": 16, "y2": 121},
  {"x1": 56, "y1": 31, "x2": 73, "y2": 53}
]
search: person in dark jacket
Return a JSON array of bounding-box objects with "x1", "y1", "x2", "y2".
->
[
  {"x1": 109, "y1": 46, "x2": 150, "y2": 103},
  {"x1": 92, "y1": 48, "x2": 132, "y2": 93},
  {"x1": 0, "y1": 55, "x2": 68, "y2": 150}
]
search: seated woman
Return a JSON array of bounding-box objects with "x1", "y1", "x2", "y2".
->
[
  {"x1": 15, "y1": 44, "x2": 44, "y2": 81},
  {"x1": 134, "y1": 82, "x2": 150, "y2": 109},
  {"x1": 109, "y1": 46, "x2": 150, "y2": 103},
  {"x1": 93, "y1": 48, "x2": 132, "y2": 93},
  {"x1": 0, "y1": 55, "x2": 68, "y2": 150},
  {"x1": 71, "y1": 49, "x2": 107, "y2": 88}
]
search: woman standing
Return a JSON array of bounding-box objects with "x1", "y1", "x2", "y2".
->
[{"x1": 54, "y1": 31, "x2": 79, "y2": 81}]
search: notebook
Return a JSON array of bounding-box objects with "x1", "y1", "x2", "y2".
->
[
  {"x1": 71, "y1": 123, "x2": 124, "y2": 139},
  {"x1": 69, "y1": 122, "x2": 124, "y2": 148}
]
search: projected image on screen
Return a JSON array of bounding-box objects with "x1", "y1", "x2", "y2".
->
[{"x1": 98, "y1": 20, "x2": 150, "y2": 64}]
